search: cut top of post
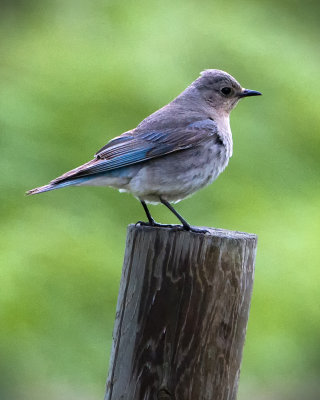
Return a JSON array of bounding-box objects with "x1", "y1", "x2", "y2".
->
[{"x1": 128, "y1": 224, "x2": 257, "y2": 241}]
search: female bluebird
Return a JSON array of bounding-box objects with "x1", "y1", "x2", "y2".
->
[{"x1": 27, "y1": 69, "x2": 261, "y2": 232}]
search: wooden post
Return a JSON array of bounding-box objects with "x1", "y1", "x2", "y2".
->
[{"x1": 105, "y1": 225, "x2": 257, "y2": 400}]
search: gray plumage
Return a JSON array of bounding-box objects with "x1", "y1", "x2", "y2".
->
[{"x1": 27, "y1": 69, "x2": 261, "y2": 231}]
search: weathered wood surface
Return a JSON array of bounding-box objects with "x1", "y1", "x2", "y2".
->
[{"x1": 105, "y1": 224, "x2": 257, "y2": 400}]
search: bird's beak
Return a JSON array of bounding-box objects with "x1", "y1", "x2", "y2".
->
[{"x1": 239, "y1": 89, "x2": 262, "y2": 98}]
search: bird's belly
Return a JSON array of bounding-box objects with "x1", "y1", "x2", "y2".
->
[{"x1": 128, "y1": 141, "x2": 230, "y2": 203}]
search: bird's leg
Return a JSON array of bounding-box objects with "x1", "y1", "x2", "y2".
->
[
  {"x1": 136, "y1": 201, "x2": 176, "y2": 228},
  {"x1": 159, "y1": 198, "x2": 190, "y2": 229},
  {"x1": 140, "y1": 200, "x2": 155, "y2": 225},
  {"x1": 160, "y1": 197, "x2": 208, "y2": 234}
]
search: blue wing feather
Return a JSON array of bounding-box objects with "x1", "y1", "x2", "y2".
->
[{"x1": 52, "y1": 119, "x2": 218, "y2": 184}]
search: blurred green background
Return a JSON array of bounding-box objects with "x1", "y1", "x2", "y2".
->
[{"x1": 1, "y1": 0, "x2": 319, "y2": 399}]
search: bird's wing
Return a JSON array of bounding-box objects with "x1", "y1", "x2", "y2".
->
[{"x1": 52, "y1": 119, "x2": 218, "y2": 183}]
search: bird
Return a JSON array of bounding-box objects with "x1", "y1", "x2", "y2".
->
[{"x1": 27, "y1": 69, "x2": 261, "y2": 233}]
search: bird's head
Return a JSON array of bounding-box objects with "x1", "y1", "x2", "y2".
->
[{"x1": 193, "y1": 69, "x2": 261, "y2": 114}]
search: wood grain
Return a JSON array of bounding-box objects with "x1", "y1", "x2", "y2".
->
[{"x1": 105, "y1": 225, "x2": 257, "y2": 400}]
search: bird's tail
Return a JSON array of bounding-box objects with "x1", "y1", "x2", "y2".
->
[{"x1": 26, "y1": 179, "x2": 81, "y2": 195}]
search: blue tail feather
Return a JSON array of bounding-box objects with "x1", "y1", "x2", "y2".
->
[{"x1": 26, "y1": 177, "x2": 88, "y2": 195}]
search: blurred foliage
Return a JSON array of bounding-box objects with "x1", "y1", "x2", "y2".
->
[{"x1": 0, "y1": 0, "x2": 319, "y2": 399}]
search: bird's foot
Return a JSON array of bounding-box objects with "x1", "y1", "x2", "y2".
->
[
  {"x1": 136, "y1": 221, "x2": 184, "y2": 230},
  {"x1": 136, "y1": 221, "x2": 208, "y2": 234},
  {"x1": 182, "y1": 224, "x2": 209, "y2": 234}
]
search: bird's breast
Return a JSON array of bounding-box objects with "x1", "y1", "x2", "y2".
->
[{"x1": 128, "y1": 135, "x2": 232, "y2": 203}]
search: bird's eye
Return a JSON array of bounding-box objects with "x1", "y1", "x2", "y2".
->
[{"x1": 221, "y1": 87, "x2": 232, "y2": 96}]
